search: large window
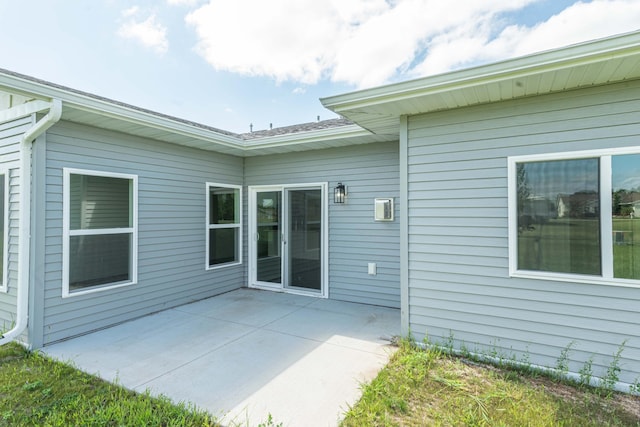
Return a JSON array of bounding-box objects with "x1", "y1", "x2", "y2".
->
[
  {"x1": 0, "y1": 172, "x2": 7, "y2": 293},
  {"x1": 509, "y1": 149, "x2": 640, "y2": 285},
  {"x1": 63, "y1": 169, "x2": 137, "y2": 296},
  {"x1": 207, "y1": 183, "x2": 241, "y2": 269}
]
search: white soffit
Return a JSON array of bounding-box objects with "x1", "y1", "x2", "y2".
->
[{"x1": 321, "y1": 31, "x2": 640, "y2": 135}]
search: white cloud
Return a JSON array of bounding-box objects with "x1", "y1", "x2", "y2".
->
[
  {"x1": 117, "y1": 8, "x2": 169, "y2": 55},
  {"x1": 292, "y1": 87, "x2": 306, "y2": 95},
  {"x1": 186, "y1": 0, "x2": 344, "y2": 84},
  {"x1": 499, "y1": 0, "x2": 640, "y2": 57},
  {"x1": 185, "y1": 0, "x2": 640, "y2": 88},
  {"x1": 121, "y1": 6, "x2": 139, "y2": 18},
  {"x1": 167, "y1": 0, "x2": 200, "y2": 6},
  {"x1": 412, "y1": 0, "x2": 640, "y2": 77}
]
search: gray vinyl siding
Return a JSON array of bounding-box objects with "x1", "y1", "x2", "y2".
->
[
  {"x1": 406, "y1": 79, "x2": 640, "y2": 384},
  {"x1": 41, "y1": 120, "x2": 244, "y2": 345},
  {"x1": 245, "y1": 141, "x2": 400, "y2": 308},
  {"x1": 0, "y1": 116, "x2": 29, "y2": 333}
]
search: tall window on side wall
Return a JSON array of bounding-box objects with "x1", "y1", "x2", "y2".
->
[
  {"x1": 0, "y1": 172, "x2": 7, "y2": 293},
  {"x1": 207, "y1": 183, "x2": 242, "y2": 269},
  {"x1": 63, "y1": 169, "x2": 137, "y2": 297},
  {"x1": 509, "y1": 150, "x2": 640, "y2": 285}
]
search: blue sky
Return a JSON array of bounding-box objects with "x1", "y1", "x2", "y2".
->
[
  {"x1": 1, "y1": 0, "x2": 639, "y2": 134},
  {"x1": 613, "y1": 155, "x2": 640, "y2": 191}
]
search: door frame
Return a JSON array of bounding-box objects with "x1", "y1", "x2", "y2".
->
[{"x1": 248, "y1": 183, "x2": 328, "y2": 298}]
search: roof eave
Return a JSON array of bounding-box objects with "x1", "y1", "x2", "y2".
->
[
  {"x1": 0, "y1": 70, "x2": 385, "y2": 155},
  {"x1": 0, "y1": 69, "x2": 242, "y2": 148},
  {"x1": 243, "y1": 124, "x2": 368, "y2": 147},
  {"x1": 65, "y1": 101, "x2": 243, "y2": 150},
  {"x1": 241, "y1": 123, "x2": 393, "y2": 155},
  {"x1": 321, "y1": 30, "x2": 640, "y2": 122}
]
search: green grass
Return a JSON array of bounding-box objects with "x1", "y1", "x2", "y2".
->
[
  {"x1": 0, "y1": 342, "x2": 218, "y2": 426},
  {"x1": 341, "y1": 340, "x2": 640, "y2": 427},
  {"x1": 613, "y1": 218, "x2": 640, "y2": 279}
]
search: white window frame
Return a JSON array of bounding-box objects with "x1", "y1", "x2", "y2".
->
[
  {"x1": 0, "y1": 169, "x2": 8, "y2": 293},
  {"x1": 206, "y1": 182, "x2": 242, "y2": 270},
  {"x1": 62, "y1": 168, "x2": 138, "y2": 297},
  {"x1": 508, "y1": 146, "x2": 640, "y2": 288}
]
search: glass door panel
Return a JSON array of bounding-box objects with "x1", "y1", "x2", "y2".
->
[
  {"x1": 286, "y1": 189, "x2": 322, "y2": 291},
  {"x1": 256, "y1": 191, "x2": 282, "y2": 284}
]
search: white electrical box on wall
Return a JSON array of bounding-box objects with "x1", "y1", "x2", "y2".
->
[
  {"x1": 374, "y1": 198, "x2": 394, "y2": 221},
  {"x1": 368, "y1": 262, "x2": 377, "y2": 275}
]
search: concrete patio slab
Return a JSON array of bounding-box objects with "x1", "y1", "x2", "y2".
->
[{"x1": 43, "y1": 288, "x2": 400, "y2": 426}]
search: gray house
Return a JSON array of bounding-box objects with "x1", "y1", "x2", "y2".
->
[{"x1": 2, "y1": 31, "x2": 639, "y2": 389}]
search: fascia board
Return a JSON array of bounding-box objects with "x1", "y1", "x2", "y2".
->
[
  {"x1": 242, "y1": 124, "x2": 371, "y2": 149},
  {"x1": 65, "y1": 97, "x2": 378, "y2": 152},
  {"x1": 64, "y1": 100, "x2": 242, "y2": 149},
  {"x1": 0, "y1": 71, "x2": 379, "y2": 152},
  {"x1": 0, "y1": 100, "x2": 53, "y2": 123},
  {"x1": 321, "y1": 30, "x2": 640, "y2": 113},
  {"x1": 0, "y1": 70, "x2": 243, "y2": 149}
]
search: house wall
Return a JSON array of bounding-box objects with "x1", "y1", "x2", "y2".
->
[
  {"x1": 0, "y1": 116, "x2": 30, "y2": 336},
  {"x1": 245, "y1": 141, "x2": 400, "y2": 308},
  {"x1": 405, "y1": 79, "x2": 640, "y2": 384},
  {"x1": 39, "y1": 121, "x2": 245, "y2": 345}
]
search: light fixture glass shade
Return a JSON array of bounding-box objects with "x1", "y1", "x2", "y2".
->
[{"x1": 334, "y1": 183, "x2": 346, "y2": 203}]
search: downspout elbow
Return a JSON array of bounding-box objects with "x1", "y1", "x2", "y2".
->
[
  {"x1": 22, "y1": 99, "x2": 62, "y2": 144},
  {"x1": 0, "y1": 99, "x2": 62, "y2": 346}
]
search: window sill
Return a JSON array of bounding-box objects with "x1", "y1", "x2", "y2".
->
[
  {"x1": 511, "y1": 270, "x2": 640, "y2": 289},
  {"x1": 63, "y1": 280, "x2": 136, "y2": 298},
  {"x1": 207, "y1": 261, "x2": 242, "y2": 271}
]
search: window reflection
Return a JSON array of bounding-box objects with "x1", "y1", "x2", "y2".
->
[
  {"x1": 612, "y1": 154, "x2": 640, "y2": 279},
  {"x1": 517, "y1": 158, "x2": 601, "y2": 275}
]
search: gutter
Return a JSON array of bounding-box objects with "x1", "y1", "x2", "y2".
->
[{"x1": 0, "y1": 99, "x2": 62, "y2": 346}]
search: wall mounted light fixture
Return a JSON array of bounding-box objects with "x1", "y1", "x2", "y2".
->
[{"x1": 334, "y1": 183, "x2": 346, "y2": 204}]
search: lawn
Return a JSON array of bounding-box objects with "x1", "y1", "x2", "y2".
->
[
  {"x1": 1, "y1": 340, "x2": 639, "y2": 426},
  {"x1": 342, "y1": 340, "x2": 640, "y2": 427}
]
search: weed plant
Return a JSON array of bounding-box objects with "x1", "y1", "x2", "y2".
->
[{"x1": 601, "y1": 341, "x2": 627, "y2": 396}]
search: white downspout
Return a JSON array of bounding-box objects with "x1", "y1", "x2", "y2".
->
[{"x1": 0, "y1": 99, "x2": 62, "y2": 346}]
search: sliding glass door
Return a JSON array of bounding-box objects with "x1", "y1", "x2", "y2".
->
[
  {"x1": 250, "y1": 184, "x2": 326, "y2": 296},
  {"x1": 256, "y1": 190, "x2": 282, "y2": 284}
]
